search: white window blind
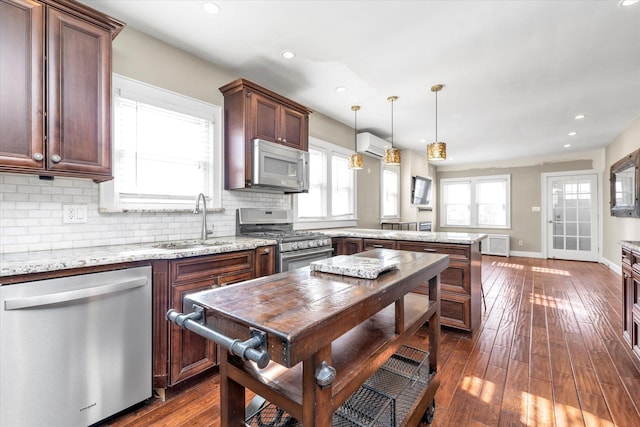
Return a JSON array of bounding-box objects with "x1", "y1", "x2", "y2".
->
[
  {"x1": 295, "y1": 137, "x2": 356, "y2": 228},
  {"x1": 297, "y1": 147, "x2": 327, "y2": 219},
  {"x1": 101, "y1": 75, "x2": 221, "y2": 211},
  {"x1": 381, "y1": 166, "x2": 400, "y2": 218}
]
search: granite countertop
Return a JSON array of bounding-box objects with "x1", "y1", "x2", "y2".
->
[
  {"x1": 319, "y1": 228, "x2": 487, "y2": 244},
  {"x1": 620, "y1": 240, "x2": 640, "y2": 252},
  {"x1": 0, "y1": 236, "x2": 277, "y2": 278}
]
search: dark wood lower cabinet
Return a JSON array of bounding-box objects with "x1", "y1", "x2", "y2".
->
[
  {"x1": 153, "y1": 246, "x2": 275, "y2": 389},
  {"x1": 622, "y1": 244, "x2": 640, "y2": 364}
]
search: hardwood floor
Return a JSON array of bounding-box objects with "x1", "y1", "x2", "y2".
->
[{"x1": 102, "y1": 256, "x2": 640, "y2": 427}]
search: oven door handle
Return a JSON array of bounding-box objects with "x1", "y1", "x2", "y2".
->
[{"x1": 280, "y1": 247, "x2": 334, "y2": 260}]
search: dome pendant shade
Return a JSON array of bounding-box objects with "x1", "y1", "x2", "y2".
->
[
  {"x1": 384, "y1": 96, "x2": 401, "y2": 165},
  {"x1": 427, "y1": 142, "x2": 447, "y2": 161},
  {"x1": 348, "y1": 152, "x2": 364, "y2": 169},
  {"x1": 348, "y1": 105, "x2": 363, "y2": 170},
  {"x1": 427, "y1": 84, "x2": 447, "y2": 162}
]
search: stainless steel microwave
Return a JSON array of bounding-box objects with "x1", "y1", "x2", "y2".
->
[{"x1": 251, "y1": 139, "x2": 309, "y2": 193}]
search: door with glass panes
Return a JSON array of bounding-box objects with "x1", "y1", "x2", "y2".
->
[{"x1": 546, "y1": 173, "x2": 598, "y2": 261}]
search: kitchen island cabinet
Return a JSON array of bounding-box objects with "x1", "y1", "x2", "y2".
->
[
  {"x1": 0, "y1": 0, "x2": 124, "y2": 182},
  {"x1": 328, "y1": 229, "x2": 485, "y2": 332},
  {"x1": 219, "y1": 78, "x2": 312, "y2": 190},
  {"x1": 621, "y1": 241, "x2": 640, "y2": 363},
  {"x1": 182, "y1": 249, "x2": 447, "y2": 426}
]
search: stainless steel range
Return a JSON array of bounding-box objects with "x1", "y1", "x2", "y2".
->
[{"x1": 237, "y1": 208, "x2": 333, "y2": 272}]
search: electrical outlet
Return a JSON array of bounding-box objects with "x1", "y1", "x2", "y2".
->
[
  {"x1": 531, "y1": 206, "x2": 540, "y2": 212},
  {"x1": 518, "y1": 240, "x2": 524, "y2": 246},
  {"x1": 63, "y1": 205, "x2": 88, "y2": 224}
]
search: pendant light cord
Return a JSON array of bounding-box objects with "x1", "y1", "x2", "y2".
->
[
  {"x1": 389, "y1": 97, "x2": 395, "y2": 148},
  {"x1": 435, "y1": 89, "x2": 438, "y2": 142}
]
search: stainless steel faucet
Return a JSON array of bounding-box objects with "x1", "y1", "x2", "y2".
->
[{"x1": 194, "y1": 193, "x2": 212, "y2": 240}]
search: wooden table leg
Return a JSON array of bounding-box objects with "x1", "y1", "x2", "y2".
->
[
  {"x1": 220, "y1": 351, "x2": 246, "y2": 427},
  {"x1": 302, "y1": 344, "x2": 333, "y2": 427}
]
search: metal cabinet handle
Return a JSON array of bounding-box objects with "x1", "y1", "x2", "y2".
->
[
  {"x1": 282, "y1": 138, "x2": 287, "y2": 143},
  {"x1": 371, "y1": 244, "x2": 384, "y2": 248},
  {"x1": 423, "y1": 248, "x2": 437, "y2": 252},
  {"x1": 5, "y1": 277, "x2": 148, "y2": 310},
  {"x1": 51, "y1": 154, "x2": 61, "y2": 163},
  {"x1": 33, "y1": 153, "x2": 43, "y2": 161},
  {"x1": 263, "y1": 248, "x2": 270, "y2": 254}
]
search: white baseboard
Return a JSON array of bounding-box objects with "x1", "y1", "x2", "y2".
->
[
  {"x1": 600, "y1": 256, "x2": 622, "y2": 276},
  {"x1": 507, "y1": 250, "x2": 544, "y2": 258}
]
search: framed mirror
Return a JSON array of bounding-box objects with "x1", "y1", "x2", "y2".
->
[{"x1": 610, "y1": 148, "x2": 640, "y2": 217}]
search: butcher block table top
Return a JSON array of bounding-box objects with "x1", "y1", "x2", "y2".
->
[
  {"x1": 185, "y1": 249, "x2": 449, "y2": 368},
  {"x1": 186, "y1": 248, "x2": 448, "y2": 426}
]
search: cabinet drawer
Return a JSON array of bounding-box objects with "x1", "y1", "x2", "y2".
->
[
  {"x1": 440, "y1": 292, "x2": 471, "y2": 331},
  {"x1": 363, "y1": 239, "x2": 396, "y2": 250},
  {"x1": 171, "y1": 251, "x2": 254, "y2": 284},
  {"x1": 218, "y1": 270, "x2": 253, "y2": 287},
  {"x1": 396, "y1": 241, "x2": 470, "y2": 261},
  {"x1": 633, "y1": 250, "x2": 640, "y2": 275},
  {"x1": 441, "y1": 262, "x2": 471, "y2": 294}
]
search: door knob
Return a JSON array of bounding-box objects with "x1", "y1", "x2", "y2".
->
[{"x1": 548, "y1": 220, "x2": 553, "y2": 223}]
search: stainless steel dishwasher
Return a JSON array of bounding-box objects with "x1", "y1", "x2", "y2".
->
[{"x1": 0, "y1": 265, "x2": 152, "y2": 427}]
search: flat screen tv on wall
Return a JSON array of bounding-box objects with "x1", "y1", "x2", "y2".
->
[{"x1": 411, "y1": 175, "x2": 432, "y2": 206}]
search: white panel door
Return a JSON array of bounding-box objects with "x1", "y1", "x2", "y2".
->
[{"x1": 546, "y1": 173, "x2": 599, "y2": 262}]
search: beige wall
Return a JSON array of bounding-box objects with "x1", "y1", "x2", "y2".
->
[
  {"x1": 437, "y1": 159, "x2": 594, "y2": 253},
  {"x1": 400, "y1": 150, "x2": 437, "y2": 228},
  {"x1": 603, "y1": 115, "x2": 640, "y2": 266},
  {"x1": 113, "y1": 27, "x2": 354, "y2": 158}
]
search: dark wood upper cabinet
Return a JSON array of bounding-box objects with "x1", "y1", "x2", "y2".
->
[
  {"x1": 219, "y1": 78, "x2": 312, "y2": 190},
  {"x1": 0, "y1": 0, "x2": 124, "y2": 182}
]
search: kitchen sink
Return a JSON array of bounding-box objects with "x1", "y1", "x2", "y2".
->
[{"x1": 153, "y1": 240, "x2": 231, "y2": 250}]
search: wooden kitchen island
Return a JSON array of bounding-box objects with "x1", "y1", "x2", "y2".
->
[{"x1": 182, "y1": 249, "x2": 448, "y2": 427}]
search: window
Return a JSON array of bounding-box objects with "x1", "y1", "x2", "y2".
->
[
  {"x1": 381, "y1": 165, "x2": 400, "y2": 219},
  {"x1": 295, "y1": 137, "x2": 356, "y2": 228},
  {"x1": 440, "y1": 175, "x2": 510, "y2": 228},
  {"x1": 100, "y1": 75, "x2": 222, "y2": 211}
]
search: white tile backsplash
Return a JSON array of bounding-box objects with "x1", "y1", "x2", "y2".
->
[{"x1": 0, "y1": 173, "x2": 290, "y2": 254}]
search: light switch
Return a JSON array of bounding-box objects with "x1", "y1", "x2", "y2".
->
[{"x1": 531, "y1": 206, "x2": 541, "y2": 212}]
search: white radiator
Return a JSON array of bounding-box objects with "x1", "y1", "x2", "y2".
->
[{"x1": 481, "y1": 234, "x2": 510, "y2": 257}]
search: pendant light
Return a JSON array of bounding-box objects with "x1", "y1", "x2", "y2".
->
[
  {"x1": 427, "y1": 84, "x2": 447, "y2": 162},
  {"x1": 348, "y1": 105, "x2": 363, "y2": 170},
  {"x1": 384, "y1": 96, "x2": 401, "y2": 165}
]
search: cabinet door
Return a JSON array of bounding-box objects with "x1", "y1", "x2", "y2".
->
[
  {"x1": 255, "y1": 246, "x2": 275, "y2": 278},
  {"x1": 0, "y1": 0, "x2": 44, "y2": 170},
  {"x1": 251, "y1": 91, "x2": 279, "y2": 143},
  {"x1": 46, "y1": 8, "x2": 112, "y2": 178},
  {"x1": 281, "y1": 106, "x2": 308, "y2": 150},
  {"x1": 341, "y1": 238, "x2": 363, "y2": 255},
  {"x1": 623, "y1": 267, "x2": 633, "y2": 345},
  {"x1": 170, "y1": 279, "x2": 217, "y2": 384}
]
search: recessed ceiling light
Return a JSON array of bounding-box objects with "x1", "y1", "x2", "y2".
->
[
  {"x1": 203, "y1": 2, "x2": 220, "y2": 14},
  {"x1": 335, "y1": 86, "x2": 347, "y2": 93},
  {"x1": 574, "y1": 114, "x2": 586, "y2": 120},
  {"x1": 568, "y1": 131, "x2": 577, "y2": 136},
  {"x1": 619, "y1": 0, "x2": 639, "y2": 7},
  {"x1": 564, "y1": 144, "x2": 572, "y2": 148},
  {"x1": 281, "y1": 50, "x2": 295, "y2": 60}
]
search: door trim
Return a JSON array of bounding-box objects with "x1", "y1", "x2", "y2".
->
[{"x1": 540, "y1": 169, "x2": 602, "y2": 261}]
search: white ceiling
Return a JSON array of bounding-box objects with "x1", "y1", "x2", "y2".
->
[{"x1": 82, "y1": 0, "x2": 640, "y2": 167}]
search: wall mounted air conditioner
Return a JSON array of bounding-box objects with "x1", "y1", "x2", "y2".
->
[
  {"x1": 357, "y1": 132, "x2": 389, "y2": 158},
  {"x1": 480, "y1": 234, "x2": 510, "y2": 257}
]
